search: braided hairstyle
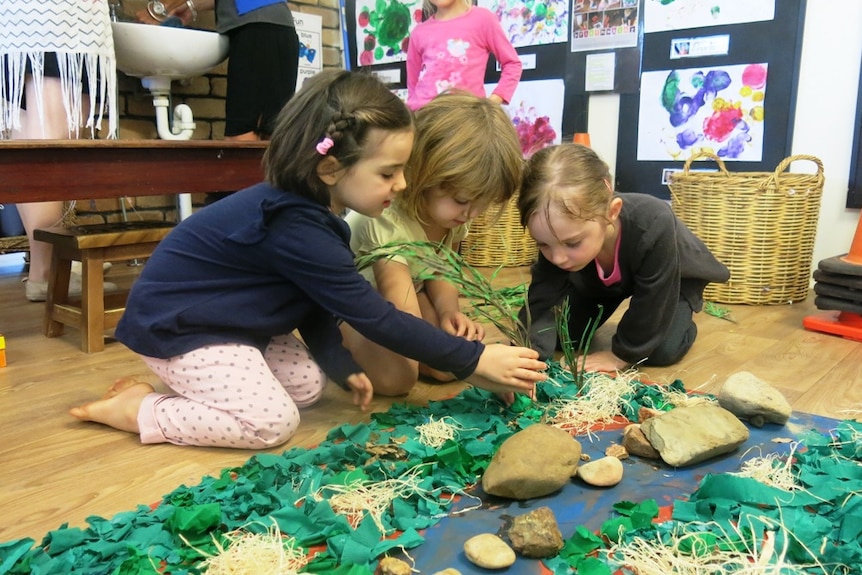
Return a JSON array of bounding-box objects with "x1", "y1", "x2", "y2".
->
[{"x1": 263, "y1": 69, "x2": 414, "y2": 207}]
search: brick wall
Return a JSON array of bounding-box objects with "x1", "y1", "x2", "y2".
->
[{"x1": 75, "y1": 0, "x2": 343, "y2": 226}]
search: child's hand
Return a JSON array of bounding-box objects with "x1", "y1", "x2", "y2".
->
[
  {"x1": 576, "y1": 350, "x2": 629, "y2": 374},
  {"x1": 345, "y1": 373, "x2": 374, "y2": 411},
  {"x1": 440, "y1": 311, "x2": 485, "y2": 341},
  {"x1": 467, "y1": 344, "x2": 547, "y2": 395}
]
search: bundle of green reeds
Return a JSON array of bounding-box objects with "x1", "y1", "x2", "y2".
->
[{"x1": 354, "y1": 240, "x2": 530, "y2": 347}]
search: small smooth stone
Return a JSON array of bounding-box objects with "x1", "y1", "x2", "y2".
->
[
  {"x1": 463, "y1": 533, "x2": 516, "y2": 569},
  {"x1": 576, "y1": 455, "x2": 624, "y2": 487}
]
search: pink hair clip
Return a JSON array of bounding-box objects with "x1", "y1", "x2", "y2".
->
[{"x1": 316, "y1": 136, "x2": 334, "y2": 155}]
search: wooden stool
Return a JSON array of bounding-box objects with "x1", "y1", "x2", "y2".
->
[{"x1": 33, "y1": 222, "x2": 175, "y2": 353}]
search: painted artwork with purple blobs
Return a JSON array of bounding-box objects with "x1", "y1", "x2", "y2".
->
[
  {"x1": 478, "y1": 0, "x2": 569, "y2": 48},
  {"x1": 636, "y1": 63, "x2": 767, "y2": 162},
  {"x1": 355, "y1": 0, "x2": 423, "y2": 66}
]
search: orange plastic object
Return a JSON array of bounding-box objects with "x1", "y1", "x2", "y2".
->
[
  {"x1": 0, "y1": 334, "x2": 5, "y2": 367},
  {"x1": 803, "y1": 311, "x2": 862, "y2": 342},
  {"x1": 572, "y1": 132, "x2": 591, "y2": 147},
  {"x1": 841, "y1": 212, "x2": 862, "y2": 265}
]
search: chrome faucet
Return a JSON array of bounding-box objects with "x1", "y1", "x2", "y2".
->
[{"x1": 108, "y1": 0, "x2": 133, "y2": 22}]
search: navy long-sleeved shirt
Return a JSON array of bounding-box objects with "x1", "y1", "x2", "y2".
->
[
  {"x1": 520, "y1": 193, "x2": 730, "y2": 363},
  {"x1": 116, "y1": 183, "x2": 484, "y2": 387}
]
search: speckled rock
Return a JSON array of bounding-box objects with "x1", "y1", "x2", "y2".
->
[
  {"x1": 482, "y1": 424, "x2": 582, "y2": 499},
  {"x1": 506, "y1": 506, "x2": 564, "y2": 558},
  {"x1": 463, "y1": 533, "x2": 516, "y2": 569},
  {"x1": 374, "y1": 557, "x2": 411, "y2": 575}
]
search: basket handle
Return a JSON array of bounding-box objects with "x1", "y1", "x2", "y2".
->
[
  {"x1": 769, "y1": 154, "x2": 825, "y2": 187},
  {"x1": 681, "y1": 150, "x2": 730, "y2": 175}
]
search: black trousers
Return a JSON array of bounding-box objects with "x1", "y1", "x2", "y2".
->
[{"x1": 563, "y1": 296, "x2": 697, "y2": 367}]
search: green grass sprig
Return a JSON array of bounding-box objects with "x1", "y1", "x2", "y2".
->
[
  {"x1": 355, "y1": 240, "x2": 531, "y2": 347},
  {"x1": 704, "y1": 301, "x2": 736, "y2": 323},
  {"x1": 555, "y1": 298, "x2": 603, "y2": 389}
]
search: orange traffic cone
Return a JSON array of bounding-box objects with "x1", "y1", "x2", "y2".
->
[
  {"x1": 573, "y1": 133, "x2": 591, "y2": 147},
  {"x1": 841, "y1": 213, "x2": 862, "y2": 265},
  {"x1": 803, "y1": 211, "x2": 862, "y2": 341}
]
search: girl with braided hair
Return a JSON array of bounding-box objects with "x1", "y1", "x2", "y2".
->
[{"x1": 70, "y1": 69, "x2": 546, "y2": 450}]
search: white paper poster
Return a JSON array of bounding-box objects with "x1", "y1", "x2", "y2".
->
[{"x1": 293, "y1": 12, "x2": 323, "y2": 89}]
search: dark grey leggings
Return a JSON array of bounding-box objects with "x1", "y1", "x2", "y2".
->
[{"x1": 564, "y1": 297, "x2": 697, "y2": 367}]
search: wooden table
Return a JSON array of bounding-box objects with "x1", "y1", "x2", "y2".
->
[{"x1": 0, "y1": 139, "x2": 268, "y2": 203}]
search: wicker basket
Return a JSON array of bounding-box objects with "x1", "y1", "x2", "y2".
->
[
  {"x1": 461, "y1": 194, "x2": 538, "y2": 267},
  {"x1": 669, "y1": 152, "x2": 824, "y2": 305}
]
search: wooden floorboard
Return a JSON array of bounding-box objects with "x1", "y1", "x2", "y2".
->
[{"x1": 0, "y1": 252, "x2": 859, "y2": 545}]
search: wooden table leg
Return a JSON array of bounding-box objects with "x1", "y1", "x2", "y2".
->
[
  {"x1": 44, "y1": 253, "x2": 71, "y2": 338},
  {"x1": 80, "y1": 251, "x2": 106, "y2": 353}
]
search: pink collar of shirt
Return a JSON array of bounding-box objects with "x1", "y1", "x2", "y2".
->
[{"x1": 595, "y1": 225, "x2": 622, "y2": 286}]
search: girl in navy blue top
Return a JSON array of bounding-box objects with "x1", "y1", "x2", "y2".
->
[{"x1": 70, "y1": 69, "x2": 547, "y2": 449}]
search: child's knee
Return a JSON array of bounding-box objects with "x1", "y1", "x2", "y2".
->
[
  {"x1": 294, "y1": 364, "x2": 326, "y2": 407},
  {"x1": 373, "y1": 365, "x2": 419, "y2": 397},
  {"x1": 239, "y1": 404, "x2": 303, "y2": 448},
  {"x1": 244, "y1": 414, "x2": 300, "y2": 448},
  {"x1": 645, "y1": 322, "x2": 697, "y2": 366},
  {"x1": 292, "y1": 380, "x2": 325, "y2": 408}
]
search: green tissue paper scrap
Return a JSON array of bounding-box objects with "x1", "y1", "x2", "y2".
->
[{"x1": 1, "y1": 367, "x2": 860, "y2": 575}]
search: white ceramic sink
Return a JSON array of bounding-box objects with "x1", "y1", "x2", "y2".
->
[{"x1": 111, "y1": 22, "x2": 228, "y2": 80}]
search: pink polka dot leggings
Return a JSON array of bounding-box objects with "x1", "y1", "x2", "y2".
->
[{"x1": 137, "y1": 334, "x2": 326, "y2": 449}]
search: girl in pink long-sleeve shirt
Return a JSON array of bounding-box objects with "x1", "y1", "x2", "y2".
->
[{"x1": 406, "y1": 0, "x2": 522, "y2": 111}]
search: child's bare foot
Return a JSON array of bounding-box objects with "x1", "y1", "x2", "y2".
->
[
  {"x1": 102, "y1": 376, "x2": 150, "y2": 399},
  {"x1": 70, "y1": 382, "x2": 155, "y2": 433}
]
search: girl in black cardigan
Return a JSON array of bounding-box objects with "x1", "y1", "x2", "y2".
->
[{"x1": 518, "y1": 143, "x2": 729, "y2": 373}]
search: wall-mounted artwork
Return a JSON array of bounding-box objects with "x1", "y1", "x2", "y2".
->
[
  {"x1": 354, "y1": 0, "x2": 424, "y2": 66},
  {"x1": 644, "y1": 0, "x2": 775, "y2": 33},
  {"x1": 571, "y1": 0, "x2": 639, "y2": 52},
  {"x1": 477, "y1": 0, "x2": 569, "y2": 48},
  {"x1": 487, "y1": 79, "x2": 565, "y2": 156},
  {"x1": 293, "y1": 12, "x2": 323, "y2": 90},
  {"x1": 636, "y1": 63, "x2": 768, "y2": 162}
]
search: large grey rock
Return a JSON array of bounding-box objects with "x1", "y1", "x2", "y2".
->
[
  {"x1": 641, "y1": 403, "x2": 749, "y2": 467},
  {"x1": 717, "y1": 371, "x2": 792, "y2": 427},
  {"x1": 482, "y1": 424, "x2": 582, "y2": 500},
  {"x1": 506, "y1": 506, "x2": 564, "y2": 558}
]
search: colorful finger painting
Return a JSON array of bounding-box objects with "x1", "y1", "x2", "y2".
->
[
  {"x1": 355, "y1": 0, "x2": 424, "y2": 67},
  {"x1": 644, "y1": 0, "x2": 775, "y2": 33},
  {"x1": 487, "y1": 78, "x2": 565, "y2": 156},
  {"x1": 637, "y1": 63, "x2": 768, "y2": 162},
  {"x1": 477, "y1": 0, "x2": 570, "y2": 48}
]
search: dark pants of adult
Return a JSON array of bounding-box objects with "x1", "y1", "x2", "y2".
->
[
  {"x1": 206, "y1": 23, "x2": 300, "y2": 206},
  {"x1": 224, "y1": 22, "x2": 299, "y2": 138}
]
